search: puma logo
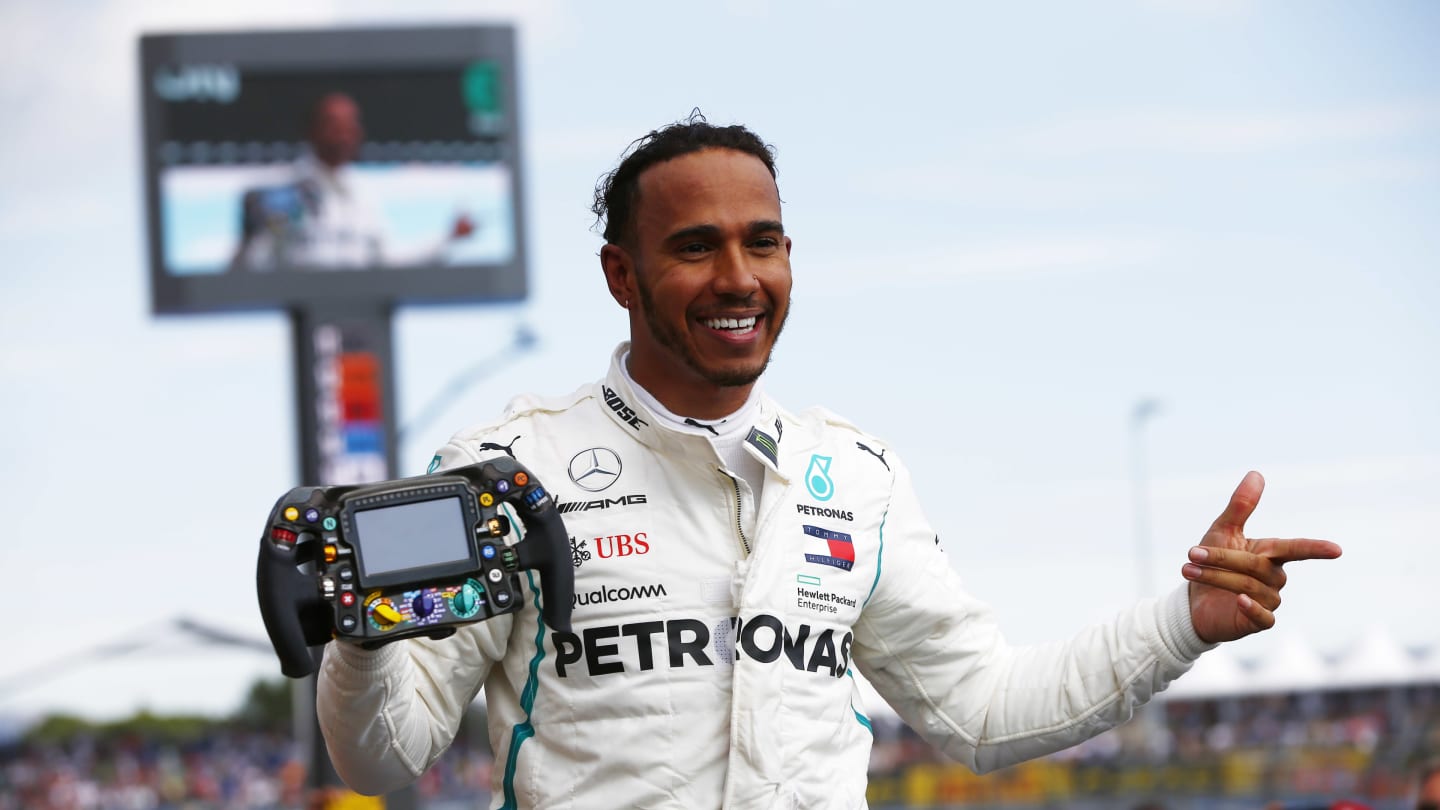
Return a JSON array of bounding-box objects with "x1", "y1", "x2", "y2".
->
[
  {"x1": 479, "y1": 435, "x2": 521, "y2": 459},
  {"x1": 855, "y1": 441, "x2": 889, "y2": 471}
]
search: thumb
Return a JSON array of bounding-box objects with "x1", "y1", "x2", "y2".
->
[{"x1": 1206, "y1": 470, "x2": 1264, "y2": 540}]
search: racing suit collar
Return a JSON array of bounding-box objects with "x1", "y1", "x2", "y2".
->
[
  {"x1": 296, "y1": 150, "x2": 353, "y2": 197},
  {"x1": 601, "y1": 342, "x2": 789, "y2": 473},
  {"x1": 618, "y1": 348, "x2": 763, "y2": 441}
]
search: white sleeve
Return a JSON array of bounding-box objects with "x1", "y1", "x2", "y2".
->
[
  {"x1": 314, "y1": 438, "x2": 511, "y2": 795},
  {"x1": 851, "y1": 457, "x2": 1214, "y2": 774},
  {"x1": 316, "y1": 618, "x2": 511, "y2": 795}
]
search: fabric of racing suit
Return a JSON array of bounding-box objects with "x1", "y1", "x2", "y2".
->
[{"x1": 317, "y1": 343, "x2": 1213, "y2": 809}]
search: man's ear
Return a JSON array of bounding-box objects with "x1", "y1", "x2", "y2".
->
[{"x1": 600, "y1": 243, "x2": 634, "y2": 310}]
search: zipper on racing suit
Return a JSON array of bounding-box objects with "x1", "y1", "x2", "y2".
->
[{"x1": 719, "y1": 468, "x2": 751, "y2": 557}]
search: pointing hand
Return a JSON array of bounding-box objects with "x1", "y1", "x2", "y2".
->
[{"x1": 1183, "y1": 471, "x2": 1342, "y2": 644}]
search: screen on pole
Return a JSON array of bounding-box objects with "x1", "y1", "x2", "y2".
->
[{"x1": 140, "y1": 26, "x2": 527, "y2": 314}]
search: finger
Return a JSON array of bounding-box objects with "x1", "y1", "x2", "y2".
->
[
  {"x1": 1237, "y1": 593, "x2": 1276, "y2": 631},
  {"x1": 1188, "y1": 545, "x2": 1286, "y2": 590},
  {"x1": 1252, "y1": 537, "x2": 1343, "y2": 565},
  {"x1": 1208, "y1": 471, "x2": 1265, "y2": 536},
  {"x1": 1181, "y1": 563, "x2": 1282, "y2": 610}
]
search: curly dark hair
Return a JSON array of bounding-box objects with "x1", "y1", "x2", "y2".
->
[{"x1": 591, "y1": 110, "x2": 778, "y2": 246}]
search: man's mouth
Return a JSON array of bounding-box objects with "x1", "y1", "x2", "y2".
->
[{"x1": 701, "y1": 315, "x2": 759, "y2": 336}]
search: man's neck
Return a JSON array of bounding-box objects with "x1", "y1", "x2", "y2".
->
[
  {"x1": 625, "y1": 352, "x2": 754, "y2": 420},
  {"x1": 623, "y1": 352, "x2": 757, "y2": 422},
  {"x1": 302, "y1": 151, "x2": 346, "y2": 183}
]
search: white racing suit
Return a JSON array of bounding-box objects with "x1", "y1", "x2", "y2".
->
[{"x1": 317, "y1": 343, "x2": 1213, "y2": 809}]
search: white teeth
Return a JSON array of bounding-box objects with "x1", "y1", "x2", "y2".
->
[{"x1": 704, "y1": 316, "x2": 757, "y2": 331}]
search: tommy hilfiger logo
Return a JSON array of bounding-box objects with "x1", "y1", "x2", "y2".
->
[{"x1": 802, "y1": 525, "x2": 854, "y2": 571}]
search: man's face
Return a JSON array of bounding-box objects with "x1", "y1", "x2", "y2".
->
[
  {"x1": 309, "y1": 95, "x2": 363, "y2": 168},
  {"x1": 1421, "y1": 770, "x2": 1440, "y2": 806},
  {"x1": 614, "y1": 148, "x2": 792, "y2": 403}
]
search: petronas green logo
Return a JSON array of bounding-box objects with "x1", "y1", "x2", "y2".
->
[
  {"x1": 805, "y1": 454, "x2": 835, "y2": 501},
  {"x1": 427, "y1": 455, "x2": 442, "y2": 474}
]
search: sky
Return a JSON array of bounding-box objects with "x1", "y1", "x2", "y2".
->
[{"x1": 1, "y1": 0, "x2": 1437, "y2": 727}]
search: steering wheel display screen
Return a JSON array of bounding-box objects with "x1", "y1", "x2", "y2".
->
[{"x1": 353, "y1": 496, "x2": 472, "y2": 576}]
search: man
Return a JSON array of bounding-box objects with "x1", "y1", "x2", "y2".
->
[
  {"x1": 316, "y1": 116, "x2": 1341, "y2": 809},
  {"x1": 1416, "y1": 758, "x2": 1440, "y2": 810},
  {"x1": 231, "y1": 92, "x2": 474, "y2": 271}
]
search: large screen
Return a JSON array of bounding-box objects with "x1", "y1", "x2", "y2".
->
[{"x1": 140, "y1": 26, "x2": 528, "y2": 313}]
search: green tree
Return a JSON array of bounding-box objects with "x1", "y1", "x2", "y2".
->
[{"x1": 232, "y1": 677, "x2": 293, "y2": 732}]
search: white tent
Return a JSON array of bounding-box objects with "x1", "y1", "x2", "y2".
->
[
  {"x1": 1162, "y1": 645, "x2": 1249, "y2": 700},
  {"x1": 1246, "y1": 634, "x2": 1331, "y2": 693},
  {"x1": 1329, "y1": 625, "x2": 1419, "y2": 689},
  {"x1": 1414, "y1": 642, "x2": 1440, "y2": 684}
]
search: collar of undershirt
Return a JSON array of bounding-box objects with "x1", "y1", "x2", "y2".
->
[
  {"x1": 299, "y1": 151, "x2": 351, "y2": 195},
  {"x1": 619, "y1": 350, "x2": 761, "y2": 441}
]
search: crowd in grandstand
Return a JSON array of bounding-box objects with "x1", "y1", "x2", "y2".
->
[
  {"x1": 2, "y1": 684, "x2": 1436, "y2": 808},
  {"x1": 0, "y1": 731, "x2": 301, "y2": 810}
]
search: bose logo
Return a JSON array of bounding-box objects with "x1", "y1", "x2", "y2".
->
[{"x1": 603, "y1": 386, "x2": 648, "y2": 431}]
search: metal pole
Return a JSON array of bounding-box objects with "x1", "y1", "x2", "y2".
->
[
  {"x1": 292, "y1": 303, "x2": 415, "y2": 809},
  {"x1": 1129, "y1": 398, "x2": 1165, "y2": 767},
  {"x1": 1129, "y1": 398, "x2": 1161, "y2": 601},
  {"x1": 398, "y1": 323, "x2": 537, "y2": 444}
]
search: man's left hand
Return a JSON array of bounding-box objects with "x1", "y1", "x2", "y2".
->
[{"x1": 1183, "y1": 471, "x2": 1342, "y2": 644}]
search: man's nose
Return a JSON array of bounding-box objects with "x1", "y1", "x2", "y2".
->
[{"x1": 712, "y1": 244, "x2": 761, "y2": 297}]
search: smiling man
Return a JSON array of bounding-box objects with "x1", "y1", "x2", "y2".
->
[
  {"x1": 316, "y1": 114, "x2": 1341, "y2": 809},
  {"x1": 601, "y1": 145, "x2": 791, "y2": 415}
]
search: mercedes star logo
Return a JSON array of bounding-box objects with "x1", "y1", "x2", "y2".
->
[{"x1": 568, "y1": 447, "x2": 623, "y2": 492}]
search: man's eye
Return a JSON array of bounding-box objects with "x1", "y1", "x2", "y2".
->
[
  {"x1": 751, "y1": 237, "x2": 780, "y2": 249},
  {"x1": 680, "y1": 243, "x2": 710, "y2": 254}
]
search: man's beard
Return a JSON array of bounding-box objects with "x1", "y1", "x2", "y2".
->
[{"x1": 635, "y1": 282, "x2": 788, "y2": 388}]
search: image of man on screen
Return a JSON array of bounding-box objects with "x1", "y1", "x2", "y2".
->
[{"x1": 229, "y1": 92, "x2": 475, "y2": 272}]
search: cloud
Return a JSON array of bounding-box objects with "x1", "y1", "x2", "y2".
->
[
  {"x1": 852, "y1": 165, "x2": 1154, "y2": 209},
  {"x1": 1136, "y1": 0, "x2": 1255, "y2": 18},
  {"x1": 1033, "y1": 453, "x2": 1440, "y2": 506},
  {"x1": 812, "y1": 234, "x2": 1169, "y2": 287},
  {"x1": 1153, "y1": 454, "x2": 1440, "y2": 498},
  {"x1": 1296, "y1": 155, "x2": 1440, "y2": 186},
  {"x1": 342, "y1": 0, "x2": 583, "y2": 46},
  {"x1": 723, "y1": 0, "x2": 777, "y2": 19},
  {"x1": 846, "y1": 101, "x2": 1440, "y2": 209},
  {"x1": 1014, "y1": 103, "x2": 1440, "y2": 157},
  {"x1": 530, "y1": 124, "x2": 657, "y2": 165},
  {"x1": 0, "y1": 191, "x2": 127, "y2": 244},
  {"x1": 0, "y1": 321, "x2": 286, "y2": 378}
]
